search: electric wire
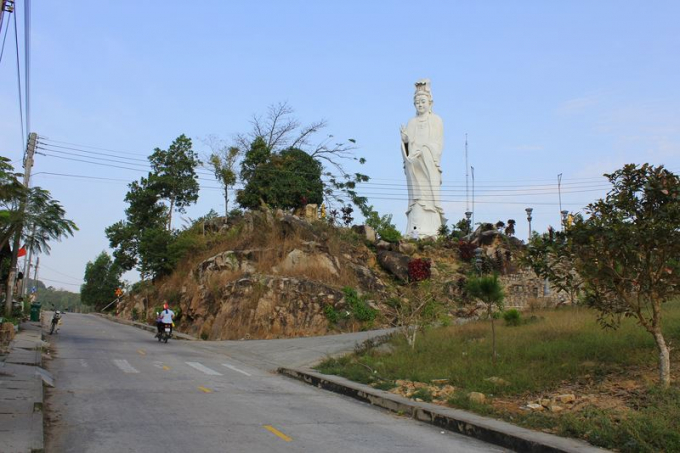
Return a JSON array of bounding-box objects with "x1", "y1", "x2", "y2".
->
[
  {"x1": 24, "y1": 0, "x2": 30, "y2": 139},
  {"x1": 13, "y1": 8, "x2": 24, "y2": 151},
  {"x1": 37, "y1": 263, "x2": 83, "y2": 282},
  {"x1": 39, "y1": 277, "x2": 81, "y2": 287},
  {"x1": 0, "y1": 8, "x2": 10, "y2": 65}
]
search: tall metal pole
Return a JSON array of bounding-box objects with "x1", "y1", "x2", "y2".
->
[
  {"x1": 465, "y1": 134, "x2": 469, "y2": 213},
  {"x1": 471, "y1": 166, "x2": 475, "y2": 231},
  {"x1": 557, "y1": 173, "x2": 564, "y2": 230},
  {"x1": 5, "y1": 133, "x2": 37, "y2": 317}
]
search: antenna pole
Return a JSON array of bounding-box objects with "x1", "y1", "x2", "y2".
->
[{"x1": 465, "y1": 134, "x2": 469, "y2": 213}]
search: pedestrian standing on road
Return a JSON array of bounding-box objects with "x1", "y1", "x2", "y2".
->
[{"x1": 159, "y1": 302, "x2": 175, "y2": 335}]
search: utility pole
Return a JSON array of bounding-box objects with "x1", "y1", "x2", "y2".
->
[
  {"x1": 22, "y1": 223, "x2": 37, "y2": 298},
  {"x1": 465, "y1": 134, "x2": 469, "y2": 213},
  {"x1": 471, "y1": 166, "x2": 475, "y2": 231},
  {"x1": 557, "y1": 173, "x2": 564, "y2": 230},
  {"x1": 5, "y1": 132, "x2": 37, "y2": 317},
  {"x1": 0, "y1": 1, "x2": 14, "y2": 35}
]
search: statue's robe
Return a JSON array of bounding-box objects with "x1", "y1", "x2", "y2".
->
[{"x1": 402, "y1": 112, "x2": 445, "y2": 238}]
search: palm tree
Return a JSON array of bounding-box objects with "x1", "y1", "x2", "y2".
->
[
  {"x1": 466, "y1": 274, "x2": 505, "y2": 365},
  {"x1": 2, "y1": 186, "x2": 77, "y2": 316}
]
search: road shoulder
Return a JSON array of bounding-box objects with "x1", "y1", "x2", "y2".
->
[{"x1": 278, "y1": 367, "x2": 609, "y2": 453}]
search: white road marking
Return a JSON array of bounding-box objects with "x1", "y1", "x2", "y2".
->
[
  {"x1": 186, "y1": 362, "x2": 222, "y2": 376},
  {"x1": 113, "y1": 359, "x2": 139, "y2": 374},
  {"x1": 222, "y1": 363, "x2": 252, "y2": 377},
  {"x1": 80, "y1": 359, "x2": 88, "y2": 368}
]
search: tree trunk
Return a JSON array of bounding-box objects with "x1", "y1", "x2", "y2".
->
[
  {"x1": 224, "y1": 188, "x2": 229, "y2": 217},
  {"x1": 167, "y1": 199, "x2": 175, "y2": 231},
  {"x1": 491, "y1": 317, "x2": 497, "y2": 366},
  {"x1": 652, "y1": 330, "x2": 671, "y2": 388}
]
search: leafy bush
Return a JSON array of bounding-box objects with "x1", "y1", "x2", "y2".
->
[
  {"x1": 324, "y1": 304, "x2": 339, "y2": 324},
  {"x1": 362, "y1": 205, "x2": 402, "y2": 243},
  {"x1": 343, "y1": 287, "x2": 377, "y2": 322},
  {"x1": 503, "y1": 308, "x2": 522, "y2": 326},
  {"x1": 408, "y1": 258, "x2": 431, "y2": 282},
  {"x1": 458, "y1": 240, "x2": 477, "y2": 261}
]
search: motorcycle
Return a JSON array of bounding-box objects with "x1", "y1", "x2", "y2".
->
[
  {"x1": 49, "y1": 311, "x2": 62, "y2": 335},
  {"x1": 157, "y1": 323, "x2": 172, "y2": 343}
]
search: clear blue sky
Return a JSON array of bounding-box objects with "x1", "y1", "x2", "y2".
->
[{"x1": 1, "y1": 1, "x2": 679, "y2": 291}]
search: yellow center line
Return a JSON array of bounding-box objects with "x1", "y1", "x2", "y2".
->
[
  {"x1": 162, "y1": 365, "x2": 170, "y2": 371},
  {"x1": 137, "y1": 349, "x2": 146, "y2": 356},
  {"x1": 263, "y1": 425, "x2": 292, "y2": 442},
  {"x1": 198, "y1": 386, "x2": 213, "y2": 393}
]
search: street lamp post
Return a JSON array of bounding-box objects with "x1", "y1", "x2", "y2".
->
[
  {"x1": 525, "y1": 207, "x2": 533, "y2": 240},
  {"x1": 561, "y1": 210, "x2": 569, "y2": 230},
  {"x1": 464, "y1": 211, "x2": 472, "y2": 235}
]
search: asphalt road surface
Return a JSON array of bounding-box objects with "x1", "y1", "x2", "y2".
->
[{"x1": 45, "y1": 313, "x2": 508, "y2": 452}]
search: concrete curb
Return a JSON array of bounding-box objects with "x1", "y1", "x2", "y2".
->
[
  {"x1": 94, "y1": 313, "x2": 197, "y2": 341},
  {"x1": 278, "y1": 367, "x2": 609, "y2": 453}
]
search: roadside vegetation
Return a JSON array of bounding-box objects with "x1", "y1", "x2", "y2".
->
[{"x1": 317, "y1": 301, "x2": 680, "y2": 452}]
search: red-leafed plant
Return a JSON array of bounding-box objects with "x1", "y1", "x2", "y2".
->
[
  {"x1": 408, "y1": 258, "x2": 431, "y2": 282},
  {"x1": 458, "y1": 240, "x2": 477, "y2": 261}
]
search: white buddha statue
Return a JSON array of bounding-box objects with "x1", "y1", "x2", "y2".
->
[{"x1": 400, "y1": 79, "x2": 445, "y2": 238}]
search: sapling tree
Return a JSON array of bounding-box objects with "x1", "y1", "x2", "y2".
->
[
  {"x1": 388, "y1": 281, "x2": 442, "y2": 350},
  {"x1": 466, "y1": 273, "x2": 505, "y2": 365},
  {"x1": 560, "y1": 164, "x2": 680, "y2": 388}
]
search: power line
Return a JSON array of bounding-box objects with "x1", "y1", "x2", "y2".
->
[
  {"x1": 38, "y1": 263, "x2": 83, "y2": 282},
  {"x1": 39, "y1": 277, "x2": 81, "y2": 288},
  {"x1": 0, "y1": 5, "x2": 10, "y2": 65},
  {"x1": 24, "y1": 0, "x2": 30, "y2": 140},
  {"x1": 13, "y1": 8, "x2": 24, "y2": 151}
]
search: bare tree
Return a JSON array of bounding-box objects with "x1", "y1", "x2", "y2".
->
[{"x1": 235, "y1": 102, "x2": 368, "y2": 209}]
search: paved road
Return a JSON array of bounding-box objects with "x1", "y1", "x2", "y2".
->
[{"x1": 45, "y1": 313, "x2": 507, "y2": 452}]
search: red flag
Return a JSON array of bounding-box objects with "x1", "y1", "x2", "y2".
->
[{"x1": 17, "y1": 247, "x2": 26, "y2": 257}]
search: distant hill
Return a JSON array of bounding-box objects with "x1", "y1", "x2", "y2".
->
[{"x1": 24, "y1": 279, "x2": 88, "y2": 313}]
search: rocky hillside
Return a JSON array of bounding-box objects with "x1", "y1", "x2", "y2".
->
[{"x1": 116, "y1": 209, "x2": 558, "y2": 340}]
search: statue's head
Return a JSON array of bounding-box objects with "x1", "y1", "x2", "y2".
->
[{"x1": 413, "y1": 79, "x2": 433, "y2": 114}]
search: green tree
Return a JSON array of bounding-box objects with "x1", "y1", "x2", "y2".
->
[
  {"x1": 106, "y1": 176, "x2": 167, "y2": 275},
  {"x1": 558, "y1": 164, "x2": 680, "y2": 388},
  {"x1": 1, "y1": 185, "x2": 77, "y2": 316},
  {"x1": 234, "y1": 102, "x2": 368, "y2": 211},
  {"x1": 466, "y1": 274, "x2": 505, "y2": 365},
  {"x1": 202, "y1": 135, "x2": 240, "y2": 217},
  {"x1": 148, "y1": 134, "x2": 201, "y2": 230},
  {"x1": 81, "y1": 252, "x2": 123, "y2": 311},
  {"x1": 237, "y1": 143, "x2": 323, "y2": 210},
  {"x1": 523, "y1": 226, "x2": 584, "y2": 307}
]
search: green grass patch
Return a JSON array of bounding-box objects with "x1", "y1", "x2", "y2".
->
[{"x1": 315, "y1": 301, "x2": 680, "y2": 451}]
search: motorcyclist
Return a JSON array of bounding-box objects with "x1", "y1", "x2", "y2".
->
[
  {"x1": 154, "y1": 311, "x2": 164, "y2": 338},
  {"x1": 159, "y1": 302, "x2": 175, "y2": 336}
]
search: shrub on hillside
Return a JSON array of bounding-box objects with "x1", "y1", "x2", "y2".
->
[
  {"x1": 503, "y1": 308, "x2": 522, "y2": 326},
  {"x1": 408, "y1": 258, "x2": 431, "y2": 282}
]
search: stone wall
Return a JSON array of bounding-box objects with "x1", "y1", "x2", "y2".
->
[{"x1": 500, "y1": 268, "x2": 564, "y2": 309}]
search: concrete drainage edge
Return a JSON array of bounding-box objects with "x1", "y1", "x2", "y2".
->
[
  {"x1": 94, "y1": 313, "x2": 197, "y2": 341},
  {"x1": 278, "y1": 367, "x2": 608, "y2": 453}
]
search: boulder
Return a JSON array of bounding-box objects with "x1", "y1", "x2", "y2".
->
[
  {"x1": 469, "y1": 392, "x2": 486, "y2": 404},
  {"x1": 377, "y1": 250, "x2": 411, "y2": 282},
  {"x1": 398, "y1": 241, "x2": 417, "y2": 255},
  {"x1": 349, "y1": 263, "x2": 386, "y2": 292},
  {"x1": 276, "y1": 248, "x2": 339, "y2": 276},
  {"x1": 352, "y1": 225, "x2": 377, "y2": 242}
]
